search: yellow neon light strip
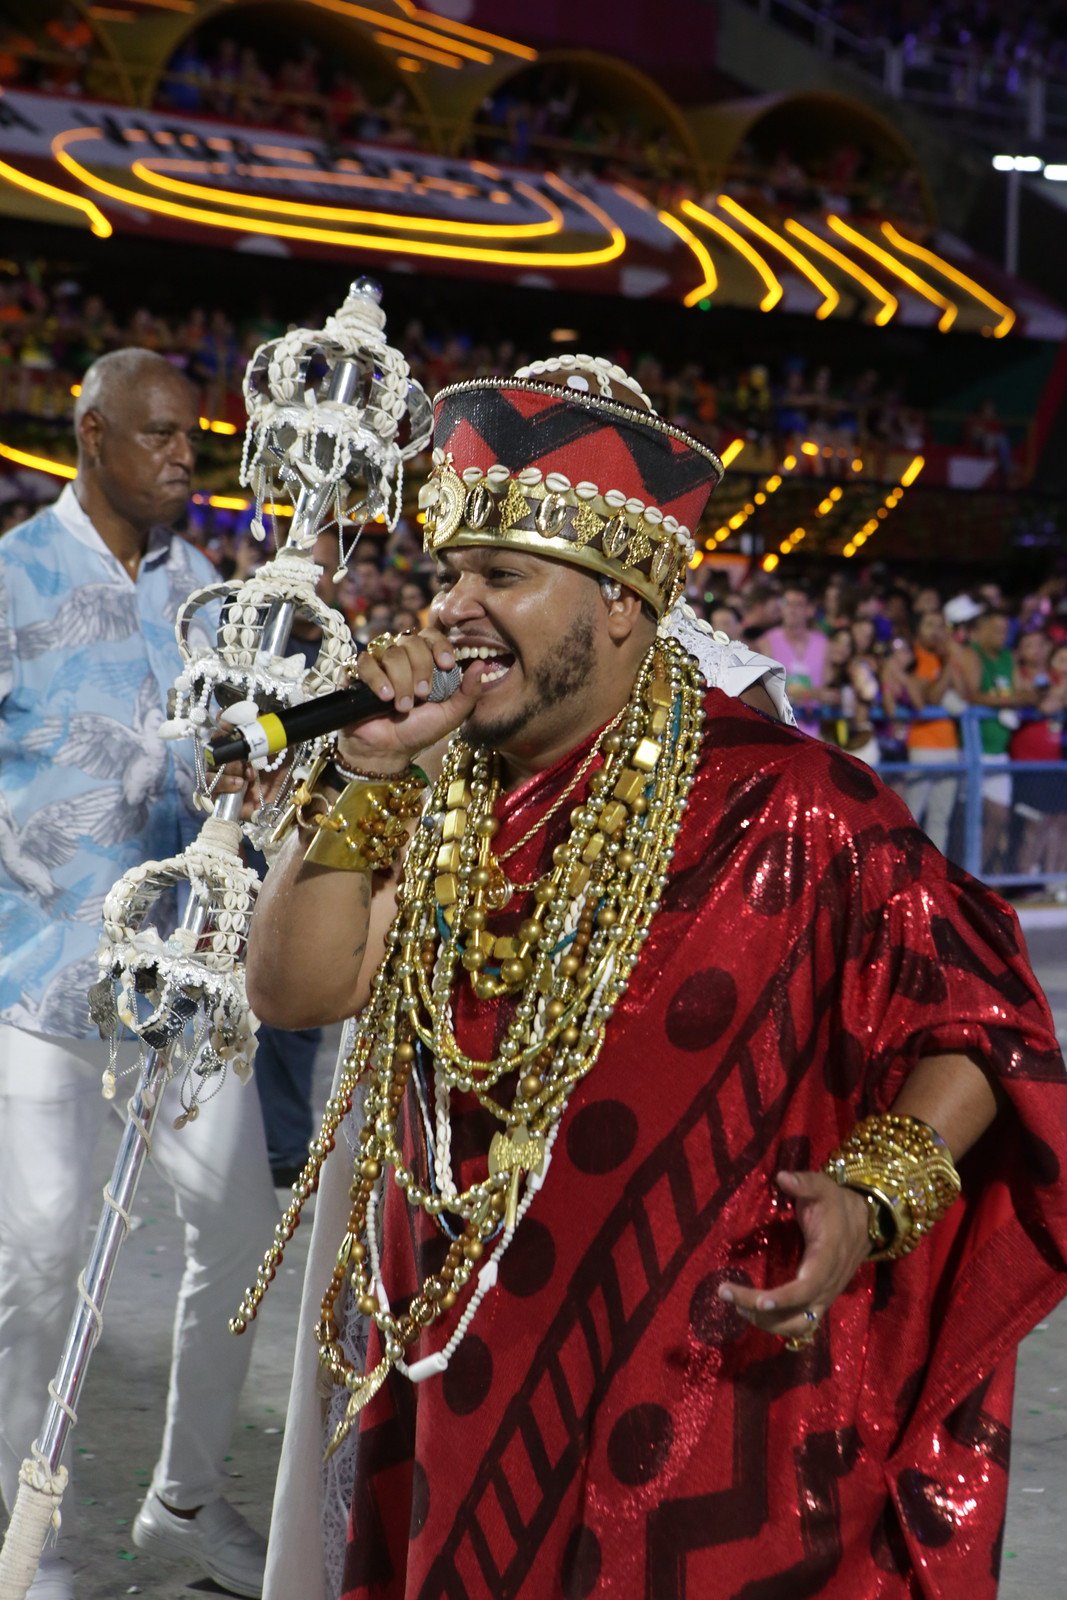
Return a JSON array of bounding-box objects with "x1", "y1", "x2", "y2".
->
[
  {"x1": 0, "y1": 442, "x2": 77, "y2": 478},
  {"x1": 827, "y1": 216, "x2": 957, "y2": 332},
  {"x1": 54, "y1": 130, "x2": 626, "y2": 269},
  {"x1": 305, "y1": 0, "x2": 494, "y2": 63},
  {"x1": 679, "y1": 198, "x2": 782, "y2": 311},
  {"x1": 658, "y1": 210, "x2": 717, "y2": 306},
  {"x1": 783, "y1": 218, "x2": 898, "y2": 327},
  {"x1": 0, "y1": 157, "x2": 112, "y2": 238},
  {"x1": 841, "y1": 456, "x2": 923, "y2": 557},
  {"x1": 370, "y1": 29, "x2": 465, "y2": 67},
  {"x1": 716, "y1": 195, "x2": 838, "y2": 320},
  {"x1": 702, "y1": 450, "x2": 796, "y2": 549},
  {"x1": 880, "y1": 222, "x2": 1015, "y2": 338},
  {"x1": 130, "y1": 158, "x2": 563, "y2": 238},
  {"x1": 155, "y1": 159, "x2": 409, "y2": 193},
  {"x1": 392, "y1": 0, "x2": 537, "y2": 57}
]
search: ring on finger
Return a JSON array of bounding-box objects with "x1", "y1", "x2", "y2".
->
[
  {"x1": 782, "y1": 1309, "x2": 820, "y2": 1352},
  {"x1": 366, "y1": 631, "x2": 399, "y2": 661}
]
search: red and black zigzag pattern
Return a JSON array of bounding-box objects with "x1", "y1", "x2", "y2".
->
[{"x1": 433, "y1": 384, "x2": 721, "y2": 533}]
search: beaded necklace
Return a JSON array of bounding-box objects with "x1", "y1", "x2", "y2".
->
[{"x1": 231, "y1": 637, "x2": 705, "y2": 1457}]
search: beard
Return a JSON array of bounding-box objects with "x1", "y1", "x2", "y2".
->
[{"x1": 463, "y1": 610, "x2": 597, "y2": 751}]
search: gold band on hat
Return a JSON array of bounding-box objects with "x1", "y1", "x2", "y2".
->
[{"x1": 421, "y1": 456, "x2": 700, "y2": 615}]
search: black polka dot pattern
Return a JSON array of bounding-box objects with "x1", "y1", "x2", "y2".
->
[
  {"x1": 742, "y1": 829, "x2": 807, "y2": 915},
  {"x1": 665, "y1": 968, "x2": 738, "y2": 1052},
  {"x1": 560, "y1": 1524, "x2": 602, "y2": 1598},
  {"x1": 607, "y1": 1403, "x2": 674, "y2": 1486},
  {"x1": 566, "y1": 1100, "x2": 638, "y2": 1174},
  {"x1": 498, "y1": 1217, "x2": 556, "y2": 1297},
  {"x1": 442, "y1": 1333, "x2": 493, "y2": 1417},
  {"x1": 828, "y1": 752, "x2": 879, "y2": 802}
]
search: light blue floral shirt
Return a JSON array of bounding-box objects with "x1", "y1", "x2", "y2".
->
[{"x1": 0, "y1": 484, "x2": 216, "y2": 1038}]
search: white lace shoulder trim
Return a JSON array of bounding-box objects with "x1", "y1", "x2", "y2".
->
[{"x1": 660, "y1": 600, "x2": 797, "y2": 727}]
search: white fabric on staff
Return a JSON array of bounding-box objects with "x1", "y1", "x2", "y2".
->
[{"x1": 0, "y1": 1023, "x2": 278, "y2": 1522}]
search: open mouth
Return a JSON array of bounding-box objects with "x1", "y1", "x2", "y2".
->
[{"x1": 453, "y1": 643, "x2": 515, "y2": 689}]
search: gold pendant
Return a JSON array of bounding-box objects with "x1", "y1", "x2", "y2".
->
[
  {"x1": 489, "y1": 1122, "x2": 546, "y2": 1231},
  {"x1": 323, "y1": 1353, "x2": 393, "y2": 1461},
  {"x1": 483, "y1": 862, "x2": 512, "y2": 910}
]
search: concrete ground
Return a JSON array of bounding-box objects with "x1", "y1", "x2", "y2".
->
[{"x1": 1, "y1": 924, "x2": 1064, "y2": 1598}]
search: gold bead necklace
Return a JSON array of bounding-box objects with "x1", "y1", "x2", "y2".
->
[{"x1": 230, "y1": 638, "x2": 705, "y2": 1458}]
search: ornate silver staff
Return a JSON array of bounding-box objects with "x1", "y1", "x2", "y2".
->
[{"x1": 0, "y1": 280, "x2": 431, "y2": 1599}]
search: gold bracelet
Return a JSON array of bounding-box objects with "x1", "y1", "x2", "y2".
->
[
  {"x1": 268, "y1": 753, "x2": 338, "y2": 847},
  {"x1": 823, "y1": 1113, "x2": 961, "y2": 1261},
  {"x1": 302, "y1": 769, "x2": 425, "y2": 873}
]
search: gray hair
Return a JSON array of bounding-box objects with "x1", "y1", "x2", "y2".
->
[{"x1": 74, "y1": 348, "x2": 193, "y2": 429}]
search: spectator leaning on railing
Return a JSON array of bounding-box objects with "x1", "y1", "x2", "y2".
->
[
  {"x1": 956, "y1": 606, "x2": 1040, "y2": 874},
  {"x1": 1009, "y1": 631, "x2": 1067, "y2": 888},
  {"x1": 758, "y1": 584, "x2": 833, "y2": 736},
  {"x1": 903, "y1": 606, "x2": 969, "y2": 854}
]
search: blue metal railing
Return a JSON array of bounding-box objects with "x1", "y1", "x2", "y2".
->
[{"x1": 797, "y1": 704, "x2": 1067, "y2": 891}]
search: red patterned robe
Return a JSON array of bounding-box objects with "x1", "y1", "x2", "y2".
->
[{"x1": 340, "y1": 690, "x2": 1067, "y2": 1600}]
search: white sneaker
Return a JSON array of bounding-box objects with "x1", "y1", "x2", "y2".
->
[
  {"x1": 132, "y1": 1491, "x2": 266, "y2": 1598},
  {"x1": 27, "y1": 1552, "x2": 74, "y2": 1600}
]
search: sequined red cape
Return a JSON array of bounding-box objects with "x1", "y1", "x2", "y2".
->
[{"x1": 340, "y1": 691, "x2": 1067, "y2": 1600}]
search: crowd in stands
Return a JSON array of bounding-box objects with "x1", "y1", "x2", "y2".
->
[
  {"x1": 0, "y1": 283, "x2": 1061, "y2": 882},
  {"x1": 827, "y1": 0, "x2": 1067, "y2": 77},
  {"x1": 185, "y1": 526, "x2": 1066, "y2": 882},
  {"x1": 703, "y1": 566, "x2": 1067, "y2": 881},
  {"x1": 0, "y1": 16, "x2": 930, "y2": 221},
  {"x1": 3, "y1": 264, "x2": 1020, "y2": 486}
]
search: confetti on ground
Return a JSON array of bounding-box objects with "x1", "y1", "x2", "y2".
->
[
  {"x1": 264, "y1": 1427, "x2": 280, "y2": 1435},
  {"x1": 1022, "y1": 1487, "x2": 1047, "y2": 1493},
  {"x1": 118, "y1": 1550, "x2": 137, "y2": 1560}
]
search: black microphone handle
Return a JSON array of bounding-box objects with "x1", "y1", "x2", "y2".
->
[{"x1": 206, "y1": 664, "x2": 461, "y2": 766}]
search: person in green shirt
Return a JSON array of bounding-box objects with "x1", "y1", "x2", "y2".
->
[{"x1": 958, "y1": 609, "x2": 1037, "y2": 874}]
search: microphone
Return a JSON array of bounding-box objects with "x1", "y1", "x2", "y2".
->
[{"x1": 204, "y1": 663, "x2": 463, "y2": 767}]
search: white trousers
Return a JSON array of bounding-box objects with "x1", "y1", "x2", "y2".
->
[
  {"x1": 905, "y1": 746, "x2": 959, "y2": 856},
  {"x1": 0, "y1": 1023, "x2": 278, "y2": 1521}
]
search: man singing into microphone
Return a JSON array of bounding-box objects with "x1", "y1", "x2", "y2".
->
[
  {"x1": 0, "y1": 350, "x2": 273, "y2": 1598},
  {"x1": 246, "y1": 358, "x2": 1066, "y2": 1600}
]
